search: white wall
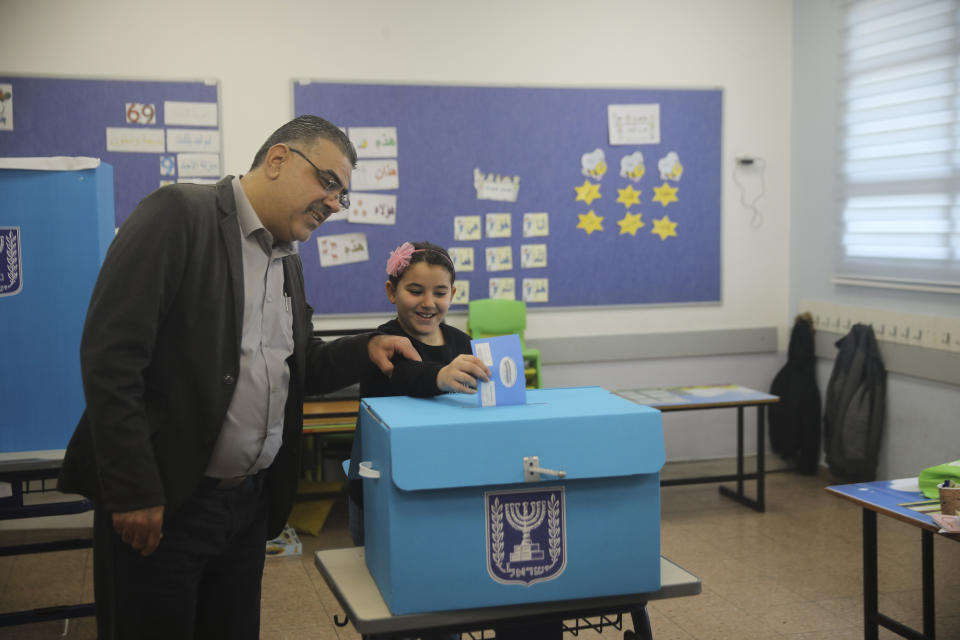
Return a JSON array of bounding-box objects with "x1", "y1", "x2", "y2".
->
[
  {"x1": 1, "y1": 0, "x2": 795, "y2": 461},
  {"x1": 792, "y1": 1, "x2": 960, "y2": 479},
  {"x1": 0, "y1": 0, "x2": 794, "y2": 338}
]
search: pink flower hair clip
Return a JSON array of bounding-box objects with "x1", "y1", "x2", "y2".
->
[{"x1": 386, "y1": 242, "x2": 420, "y2": 277}]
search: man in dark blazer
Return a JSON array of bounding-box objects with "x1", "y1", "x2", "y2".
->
[{"x1": 59, "y1": 115, "x2": 419, "y2": 640}]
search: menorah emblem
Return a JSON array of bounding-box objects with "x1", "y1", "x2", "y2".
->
[
  {"x1": 486, "y1": 486, "x2": 566, "y2": 585},
  {"x1": 505, "y1": 500, "x2": 546, "y2": 562}
]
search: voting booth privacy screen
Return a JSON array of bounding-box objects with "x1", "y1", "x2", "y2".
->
[
  {"x1": 0, "y1": 164, "x2": 115, "y2": 453},
  {"x1": 294, "y1": 81, "x2": 722, "y2": 314},
  {"x1": 358, "y1": 387, "x2": 665, "y2": 614}
]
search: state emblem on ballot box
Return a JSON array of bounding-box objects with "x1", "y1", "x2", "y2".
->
[
  {"x1": 0, "y1": 227, "x2": 22, "y2": 297},
  {"x1": 486, "y1": 486, "x2": 566, "y2": 585}
]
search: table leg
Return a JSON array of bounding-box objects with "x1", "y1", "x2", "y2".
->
[
  {"x1": 735, "y1": 407, "x2": 744, "y2": 494},
  {"x1": 628, "y1": 604, "x2": 652, "y2": 640},
  {"x1": 921, "y1": 529, "x2": 935, "y2": 639},
  {"x1": 756, "y1": 405, "x2": 765, "y2": 511},
  {"x1": 717, "y1": 406, "x2": 764, "y2": 512},
  {"x1": 863, "y1": 508, "x2": 879, "y2": 640}
]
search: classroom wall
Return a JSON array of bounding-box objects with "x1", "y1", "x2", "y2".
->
[
  {"x1": 0, "y1": 0, "x2": 793, "y2": 461},
  {"x1": 791, "y1": 1, "x2": 960, "y2": 479}
]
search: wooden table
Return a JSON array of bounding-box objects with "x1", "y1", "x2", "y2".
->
[
  {"x1": 826, "y1": 479, "x2": 959, "y2": 640},
  {"x1": 615, "y1": 384, "x2": 779, "y2": 512},
  {"x1": 302, "y1": 399, "x2": 359, "y2": 434}
]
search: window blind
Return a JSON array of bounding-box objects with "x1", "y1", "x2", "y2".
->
[{"x1": 836, "y1": 0, "x2": 960, "y2": 291}]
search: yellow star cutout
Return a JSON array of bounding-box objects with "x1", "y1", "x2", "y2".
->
[
  {"x1": 574, "y1": 180, "x2": 602, "y2": 205},
  {"x1": 652, "y1": 182, "x2": 679, "y2": 207},
  {"x1": 651, "y1": 215, "x2": 678, "y2": 240},
  {"x1": 577, "y1": 210, "x2": 604, "y2": 235},
  {"x1": 617, "y1": 212, "x2": 645, "y2": 236},
  {"x1": 616, "y1": 185, "x2": 641, "y2": 209}
]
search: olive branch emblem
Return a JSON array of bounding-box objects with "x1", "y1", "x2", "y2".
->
[
  {"x1": 547, "y1": 493, "x2": 562, "y2": 565},
  {"x1": 490, "y1": 498, "x2": 505, "y2": 568},
  {"x1": 5, "y1": 230, "x2": 19, "y2": 287}
]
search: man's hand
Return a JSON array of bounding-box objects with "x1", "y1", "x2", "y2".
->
[
  {"x1": 437, "y1": 354, "x2": 492, "y2": 394},
  {"x1": 112, "y1": 505, "x2": 164, "y2": 556},
  {"x1": 368, "y1": 334, "x2": 422, "y2": 377}
]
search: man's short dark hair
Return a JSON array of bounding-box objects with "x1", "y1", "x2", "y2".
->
[{"x1": 250, "y1": 115, "x2": 357, "y2": 170}]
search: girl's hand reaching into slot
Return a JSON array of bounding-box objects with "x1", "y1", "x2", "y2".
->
[{"x1": 437, "y1": 354, "x2": 491, "y2": 394}]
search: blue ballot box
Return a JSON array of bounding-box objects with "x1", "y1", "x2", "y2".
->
[{"x1": 358, "y1": 386, "x2": 664, "y2": 615}]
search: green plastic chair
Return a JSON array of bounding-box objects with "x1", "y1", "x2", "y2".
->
[{"x1": 467, "y1": 298, "x2": 542, "y2": 389}]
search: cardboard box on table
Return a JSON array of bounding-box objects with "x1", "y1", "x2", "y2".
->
[{"x1": 358, "y1": 386, "x2": 664, "y2": 615}]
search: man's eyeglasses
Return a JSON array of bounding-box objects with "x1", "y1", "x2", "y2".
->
[{"x1": 288, "y1": 147, "x2": 350, "y2": 209}]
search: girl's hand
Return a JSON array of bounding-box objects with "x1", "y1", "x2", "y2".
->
[{"x1": 437, "y1": 354, "x2": 491, "y2": 394}]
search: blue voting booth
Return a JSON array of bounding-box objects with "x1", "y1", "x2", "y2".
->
[
  {"x1": 0, "y1": 160, "x2": 114, "y2": 453},
  {"x1": 358, "y1": 386, "x2": 664, "y2": 615}
]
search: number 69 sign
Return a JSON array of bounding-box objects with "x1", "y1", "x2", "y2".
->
[{"x1": 125, "y1": 103, "x2": 156, "y2": 125}]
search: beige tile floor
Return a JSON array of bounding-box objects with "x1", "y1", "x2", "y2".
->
[{"x1": 1, "y1": 468, "x2": 959, "y2": 639}]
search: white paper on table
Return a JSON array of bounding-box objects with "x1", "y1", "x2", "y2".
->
[
  {"x1": 888, "y1": 477, "x2": 921, "y2": 492},
  {"x1": 616, "y1": 389, "x2": 690, "y2": 405}
]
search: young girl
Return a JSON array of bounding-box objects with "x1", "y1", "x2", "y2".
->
[{"x1": 348, "y1": 241, "x2": 490, "y2": 545}]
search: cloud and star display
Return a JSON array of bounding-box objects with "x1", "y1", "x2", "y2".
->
[
  {"x1": 651, "y1": 215, "x2": 678, "y2": 240},
  {"x1": 617, "y1": 212, "x2": 645, "y2": 236},
  {"x1": 652, "y1": 182, "x2": 679, "y2": 207},
  {"x1": 574, "y1": 180, "x2": 602, "y2": 205},
  {"x1": 573, "y1": 148, "x2": 685, "y2": 241},
  {"x1": 616, "y1": 185, "x2": 641, "y2": 209},
  {"x1": 576, "y1": 210, "x2": 604, "y2": 234}
]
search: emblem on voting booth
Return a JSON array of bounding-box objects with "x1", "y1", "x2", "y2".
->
[
  {"x1": 485, "y1": 486, "x2": 566, "y2": 585},
  {"x1": 0, "y1": 227, "x2": 22, "y2": 297}
]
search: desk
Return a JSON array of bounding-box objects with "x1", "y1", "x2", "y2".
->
[
  {"x1": 301, "y1": 398, "x2": 359, "y2": 482},
  {"x1": 826, "y1": 480, "x2": 959, "y2": 640},
  {"x1": 314, "y1": 547, "x2": 700, "y2": 639},
  {"x1": 615, "y1": 384, "x2": 778, "y2": 512},
  {"x1": 0, "y1": 458, "x2": 95, "y2": 627},
  {"x1": 303, "y1": 399, "x2": 359, "y2": 433}
]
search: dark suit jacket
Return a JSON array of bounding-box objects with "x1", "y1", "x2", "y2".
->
[{"x1": 59, "y1": 176, "x2": 369, "y2": 538}]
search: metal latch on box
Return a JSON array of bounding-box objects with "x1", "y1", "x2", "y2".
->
[{"x1": 523, "y1": 456, "x2": 567, "y2": 482}]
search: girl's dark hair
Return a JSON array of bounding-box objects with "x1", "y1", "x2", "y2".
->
[{"x1": 388, "y1": 241, "x2": 456, "y2": 287}]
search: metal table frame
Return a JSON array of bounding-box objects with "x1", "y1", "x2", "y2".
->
[
  {"x1": 617, "y1": 386, "x2": 779, "y2": 512},
  {"x1": 826, "y1": 481, "x2": 958, "y2": 640},
  {"x1": 314, "y1": 547, "x2": 700, "y2": 639},
  {"x1": 0, "y1": 458, "x2": 95, "y2": 627}
]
